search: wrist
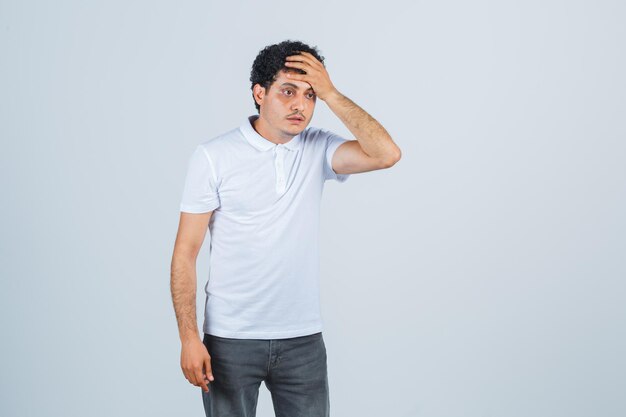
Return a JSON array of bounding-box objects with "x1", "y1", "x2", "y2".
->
[
  {"x1": 180, "y1": 329, "x2": 201, "y2": 344},
  {"x1": 323, "y1": 88, "x2": 342, "y2": 103}
]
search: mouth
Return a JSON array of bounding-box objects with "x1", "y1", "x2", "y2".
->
[{"x1": 287, "y1": 116, "x2": 305, "y2": 123}]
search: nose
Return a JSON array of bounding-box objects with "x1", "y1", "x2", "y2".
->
[{"x1": 291, "y1": 93, "x2": 306, "y2": 113}]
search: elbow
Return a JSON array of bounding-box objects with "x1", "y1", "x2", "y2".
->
[{"x1": 382, "y1": 146, "x2": 402, "y2": 168}]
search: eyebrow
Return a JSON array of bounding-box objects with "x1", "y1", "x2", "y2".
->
[{"x1": 280, "y1": 82, "x2": 314, "y2": 92}]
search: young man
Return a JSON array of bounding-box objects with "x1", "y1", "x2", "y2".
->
[{"x1": 170, "y1": 40, "x2": 401, "y2": 417}]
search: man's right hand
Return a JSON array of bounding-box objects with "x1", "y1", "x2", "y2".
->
[{"x1": 181, "y1": 337, "x2": 215, "y2": 393}]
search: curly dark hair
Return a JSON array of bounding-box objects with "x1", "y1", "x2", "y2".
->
[{"x1": 250, "y1": 40, "x2": 325, "y2": 113}]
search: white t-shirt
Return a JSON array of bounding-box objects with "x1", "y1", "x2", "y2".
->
[{"x1": 179, "y1": 114, "x2": 350, "y2": 339}]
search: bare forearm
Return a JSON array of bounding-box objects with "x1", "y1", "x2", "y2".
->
[
  {"x1": 325, "y1": 90, "x2": 401, "y2": 163},
  {"x1": 170, "y1": 257, "x2": 200, "y2": 343}
]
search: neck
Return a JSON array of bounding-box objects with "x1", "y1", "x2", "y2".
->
[{"x1": 252, "y1": 115, "x2": 295, "y2": 145}]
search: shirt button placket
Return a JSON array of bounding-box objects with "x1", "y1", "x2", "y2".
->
[{"x1": 275, "y1": 145, "x2": 286, "y2": 194}]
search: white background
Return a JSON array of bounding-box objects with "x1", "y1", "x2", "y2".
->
[{"x1": 1, "y1": 1, "x2": 625, "y2": 416}]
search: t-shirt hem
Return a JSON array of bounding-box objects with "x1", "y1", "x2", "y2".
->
[
  {"x1": 203, "y1": 324, "x2": 323, "y2": 339},
  {"x1": 180, "y1": 203, "x2": 219, "y2": 213}
]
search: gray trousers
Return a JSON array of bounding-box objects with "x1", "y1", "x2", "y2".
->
[{"x1": 201, "y1": 331, "x2": 330, "y2": 417}]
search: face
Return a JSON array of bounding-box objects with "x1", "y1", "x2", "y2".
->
[{"x1": 253, "y1": 69, "x2": 317, "y2": 139}]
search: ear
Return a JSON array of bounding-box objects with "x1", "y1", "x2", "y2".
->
[{"x1": 253, "y1": 83, "x2": 266, "y2": 107}]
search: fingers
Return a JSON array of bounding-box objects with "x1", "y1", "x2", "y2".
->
[
  {"x1": 182, "y1": 366, "x2": 192, "y2": 385},
  {"x1": 181, "y1": 343, "x2": 214, "y2": 393},
  {"x1": 205, "y1": 357, "x2": 215, "y2": 382},
  {"x1": 284, "y1": 60, "x2": 308, "y2": 72},
  {"x1": 285, "y1": 51, "x2": 321, "y2": 69},
  {"x1": 194, "y1": 366, "x2": 210, "y2": 393},
  {"x1": 182, "y1": 362, "x2": 209, "y2": 392},
  {"x1": 285, "y1": 72, "x2": 304, "y2": 80},
  {"x1": 288, "y1": 50, "x2": 316, "y2": 61}
]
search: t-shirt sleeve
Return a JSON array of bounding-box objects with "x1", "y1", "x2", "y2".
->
[
  {"x1": 323, "y1": 131, "x2": 351, "y2": 183},
  {"x1": 179, "y1": 145, "x2": 220, "y2": 213}
]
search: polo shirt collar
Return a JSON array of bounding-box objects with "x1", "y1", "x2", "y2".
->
[{"x1": 240, "y1": 115, "x2": 302, "y2": 152}]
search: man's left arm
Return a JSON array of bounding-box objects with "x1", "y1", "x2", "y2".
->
[{"x1": 285, "y1": 51, "x2": 402, "y2": 174}]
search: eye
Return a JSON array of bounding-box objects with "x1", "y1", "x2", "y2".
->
[
  {"x1": 283, "y1": 89, "x2": 293, "y2": 96},
  {"x1": 307, "y1": 92, "x2": 316, "y2": 99}
]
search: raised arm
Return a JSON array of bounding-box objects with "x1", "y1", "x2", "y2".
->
[{"x1": 285, "y1": 51, "x2": 402, "y2": 174}]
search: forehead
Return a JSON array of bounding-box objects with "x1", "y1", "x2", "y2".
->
[{"x1": 273, "y1": 69, "x2": 313, "y2": 90}]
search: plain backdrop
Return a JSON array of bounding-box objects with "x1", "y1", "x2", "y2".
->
[{"x1": 1, "y1": 1, "x2": 625, "y2": 416}]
